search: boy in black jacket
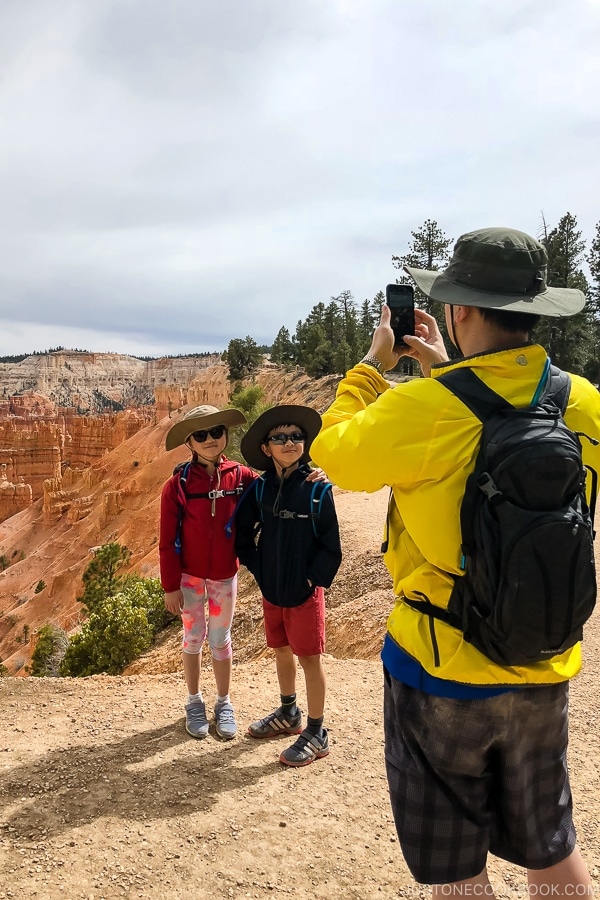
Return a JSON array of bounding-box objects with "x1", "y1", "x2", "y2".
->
[{"x1": 235, "y1": 405, "x2": 342, "y2": 767}]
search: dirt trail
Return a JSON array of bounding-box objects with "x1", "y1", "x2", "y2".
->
[{"x1": 1, "y1": 490, "x2": 599, "y2": 899}]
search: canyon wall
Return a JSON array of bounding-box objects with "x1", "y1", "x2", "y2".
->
[
  {"x1": 0, "y1": 352, "x2": 226, "y2": 520},
  {"x1": 0, "y1": 350, "x2": 222, "y2": 414}
]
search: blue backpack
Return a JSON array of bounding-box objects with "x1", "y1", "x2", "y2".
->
[{"x1": 225, "y1": 474, "x2": 333, "y2": 539}]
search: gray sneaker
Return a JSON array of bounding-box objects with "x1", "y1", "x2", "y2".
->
[
  {"x1": 185, "y1": 699, "x2": 209, "y2": 739},
  {"x1": 247, "y1": 707, "x2": 303, "y2": 739},
  {"x1": 214, "y1": 700, "x2": 237, "y2": 740},
  {"x1": 279, "y1": 728, "x2": 330, "y2": 767}
]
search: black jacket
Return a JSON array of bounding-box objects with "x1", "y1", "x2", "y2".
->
[{"x1": 234, "y1": 464, "x2": 342, "y2": 607}]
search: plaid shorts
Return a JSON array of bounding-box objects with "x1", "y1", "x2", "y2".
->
[{"x1": 383, "y1": 669, "x2": 576, "y2": 884}]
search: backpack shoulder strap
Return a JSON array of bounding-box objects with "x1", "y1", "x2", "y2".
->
[
  {"x1": 309, "y1": 480, "x2": 333, "y2": 536},
  {"x1": 173, "y1": 461, "x2": 192, "y2": 555},
  {"x1": 543, "y1": 364, "x2": 571, "y2": 414},
  {"x1": 437, "y1": 359, "x2": 572, "y2": 421},
  {"x1": 174, "y1": 460, "x2": 191, "y2": 485},
  {"x1": 436, "y1": 368, "x2": 511, "y2": 422},
  {"x1": 224, "y1": 475, "x2": 264, "y2": 538}
]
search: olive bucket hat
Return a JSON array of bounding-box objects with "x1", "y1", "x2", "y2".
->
[
  {"x1": 240, "y1": 405, "x2": 322, "y2": 471},
  {"x1": 405, "y1": 227, "x2": 585, "y2": 318},
  {"x1": 165, "y1": 405, "x2": 247, "y2": 451}
]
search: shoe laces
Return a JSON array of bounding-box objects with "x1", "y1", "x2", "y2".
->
[{"x1": 216, "y1": 701, "x2": 235, "y2": 724}]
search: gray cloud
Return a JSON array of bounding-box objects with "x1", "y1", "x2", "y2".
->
[{"x1": 0, "y1": 0, "x2": 599, "y2": 357}]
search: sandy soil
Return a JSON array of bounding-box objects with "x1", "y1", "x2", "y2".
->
[{"x1": 1, "y1": 490, "x2": 599, "y2": 899}]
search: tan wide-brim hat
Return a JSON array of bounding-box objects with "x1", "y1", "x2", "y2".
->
[
  {"x1": 405, "y1": 227, "x2": 585, "y2": 318},
  {"x1": 240, "y1": 405, "x2": 322, "y2": 471},
  {"x1": 165, "y1": 405, "x2": 247, "y2": 451}
]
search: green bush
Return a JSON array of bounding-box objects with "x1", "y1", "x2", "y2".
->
[
  {"x1": 0, "y1": 554, "x2": 9, "y2": 572},
  {"x1": 29, "y1": 624, "x2": 68, "y2": 677},
  {"x1": 60, "y1": 577, "x2": 174, "y2": 677},
  {"x1": 226, "y1": 385, "x2": 272, "y2": 463},
  {"x1": 79, "y1": 543, "x2": 131, "y2": 614},
  {"x1": 34, "y1": 580, "x2": 46, "y2": 594}
]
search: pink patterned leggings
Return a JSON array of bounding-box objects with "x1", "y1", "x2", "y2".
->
[{"x1": 180, "y1": 574, "x2": 237, "y2": 661}]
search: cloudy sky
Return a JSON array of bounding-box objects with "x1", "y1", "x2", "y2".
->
[{"x1": 1, "y1": 0, "x2": 599, "y2": 358}]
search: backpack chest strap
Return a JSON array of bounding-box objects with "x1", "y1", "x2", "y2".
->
[
  {"x1": 186, "y1": 486, "x2": 245, "y2": 500},
  {"x1": 257, "y1": 501, "x2": 318, "y2": 521}
]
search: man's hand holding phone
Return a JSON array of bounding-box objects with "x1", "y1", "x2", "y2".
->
[
  {"x1": 402, "y1": 309, "x2": 449, "y2": 377},
  {"x1": 366, "y1": 303, "x2": 449, "y2": 378}
]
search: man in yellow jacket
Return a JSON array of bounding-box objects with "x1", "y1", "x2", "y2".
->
[{"x1": 311, "y1": 227, "x2": 600, "y2": 896}]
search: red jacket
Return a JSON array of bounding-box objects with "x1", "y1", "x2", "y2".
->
[{"x1": 159, "y1": 457, "x2": 256, "y2": 592}]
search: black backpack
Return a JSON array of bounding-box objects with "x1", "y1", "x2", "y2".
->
[{"x1": 404, "y1": 360, "x2": 598, "y2": 667}]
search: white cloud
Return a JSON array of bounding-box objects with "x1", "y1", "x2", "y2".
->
[{"x1": 0, "y1": 0, "x2": 599, "y2": 358}]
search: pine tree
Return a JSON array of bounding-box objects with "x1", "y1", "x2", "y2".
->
[
  {"x1": 536, "y1": 212, "x2": 593, "y2": 374},
  {"x1": 357, "y1": 295, "x2": 382, "y2": 358},
  {"x1": 585, "y1": 220, "x2": 600, "y2": 383},
  {"x1": 225, "y1": 336, "x2": 263, "y2": 381},
  {"x1": 392, "y1": 219, "x2": 452, "y2": 316},
  {"x1": 391, "y1": 220, "x2": 453, "y2": 360},
  {"x1": 270, "y1": 326, "x2": 296, "y2": 368},
  {"x1": 78, "y1": 543, "x2": 132, "y2": 614}
]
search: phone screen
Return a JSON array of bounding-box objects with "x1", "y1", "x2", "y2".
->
[{"x1": 385, "y1": 284, "x2": 415, "y2": 347}]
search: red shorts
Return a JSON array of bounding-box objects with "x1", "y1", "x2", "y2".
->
[{"x1": 262, "y1": 587, "x2": 325, "y2": 657}]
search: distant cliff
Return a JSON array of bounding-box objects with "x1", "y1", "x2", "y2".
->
[
  {"x1": 0, "y1": 350, "x2": 225, "y2": 516},
  {"x1": 0, "y1": 350, "x2": 222, "y2": 414}
]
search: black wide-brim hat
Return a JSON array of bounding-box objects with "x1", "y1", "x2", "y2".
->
[
  {"x1": 405, "y1": 227, "x2": 585, "y2": 318},
  {"x1": 166, "y1": 404, "x2": 247, "y2": 451},
  {"x1": 240, "y1": 405, "x2": 322, "y2": 471}
]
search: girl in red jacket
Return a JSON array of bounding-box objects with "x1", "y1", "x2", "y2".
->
[{"x1": 160, "y1": 405, "x2": 254, "y2": 742}]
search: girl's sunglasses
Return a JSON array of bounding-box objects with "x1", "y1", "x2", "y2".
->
[
  {"x1": 190, "y1": 425, "x2": 227, "y2": 443},
  {"x1": 266, "y1": 431, "x2": 306, "y2": 445}
]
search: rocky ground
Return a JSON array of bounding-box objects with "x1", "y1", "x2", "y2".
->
[{"x1": 1, "y1": 491, "x2": 599, "y2": 899}]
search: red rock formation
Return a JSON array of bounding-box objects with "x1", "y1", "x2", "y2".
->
[
  {"x1": 154, "y1": 364, "x2": 231, "y2": 417},
  {"x1": 63, "y1": 410, "x2": 155, "y2": 469},
  {"x1": 0, "y1": 467, "x2": 32, "y2": 521},
  {"x1": 0, "y1": 391, "x2": 57, "y2": 420},
  {"x1": 43, "y1": 476, "x2": 80, "y2": 523},
  {"x1": 0, "y1": 420, "x2": 62, "y2": 502}
]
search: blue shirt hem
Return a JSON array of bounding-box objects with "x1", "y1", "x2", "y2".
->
[{"x1": 381, "y1": 633, "x2": 515, "y2": 699}]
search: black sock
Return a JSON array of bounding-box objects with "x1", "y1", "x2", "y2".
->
[
  {"x1": 280, "y1": 693, "x2": 298, "y2": 716},
  {"x1": 306, "y1": 715, "x2": 324, "y2": 735}
]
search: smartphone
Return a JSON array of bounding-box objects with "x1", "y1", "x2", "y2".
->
[{"x1": 385, "y1": 284, "x2": 415, "y2": 347}]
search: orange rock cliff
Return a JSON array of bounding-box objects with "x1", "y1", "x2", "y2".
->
[{"x1": 0, "y1": 351, "x2": 341, "y2": 674}]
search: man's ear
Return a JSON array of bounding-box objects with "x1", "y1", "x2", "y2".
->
[
  {"x1": 452, "y1": 305, "x2": 471, "y2": 323},
  {"x1": 261, "y1": 442, "x2": 272, "y2": 459}
]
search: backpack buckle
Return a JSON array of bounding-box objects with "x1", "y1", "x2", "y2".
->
[
  {"x1": 277, "y1": 509, "x2": 296, "y2": 519},
  {"x1": 208, "y1": 489, "x2": 225, "y2": 500},
  {"x1": 477, "y1": 472, "x2": 502, "y2": 503}
]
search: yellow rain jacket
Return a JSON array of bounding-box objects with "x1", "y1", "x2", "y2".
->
[{"x1": 311, "y1": 344, "x2": 600, "y2": 686}]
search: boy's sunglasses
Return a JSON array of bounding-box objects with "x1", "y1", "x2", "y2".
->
[
  {"x1": 190, "y1": 425, "x2": 227, "y2": 443},
  {"x1": 266, "y1": 431, "x2": 306, "y2": 445}
]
